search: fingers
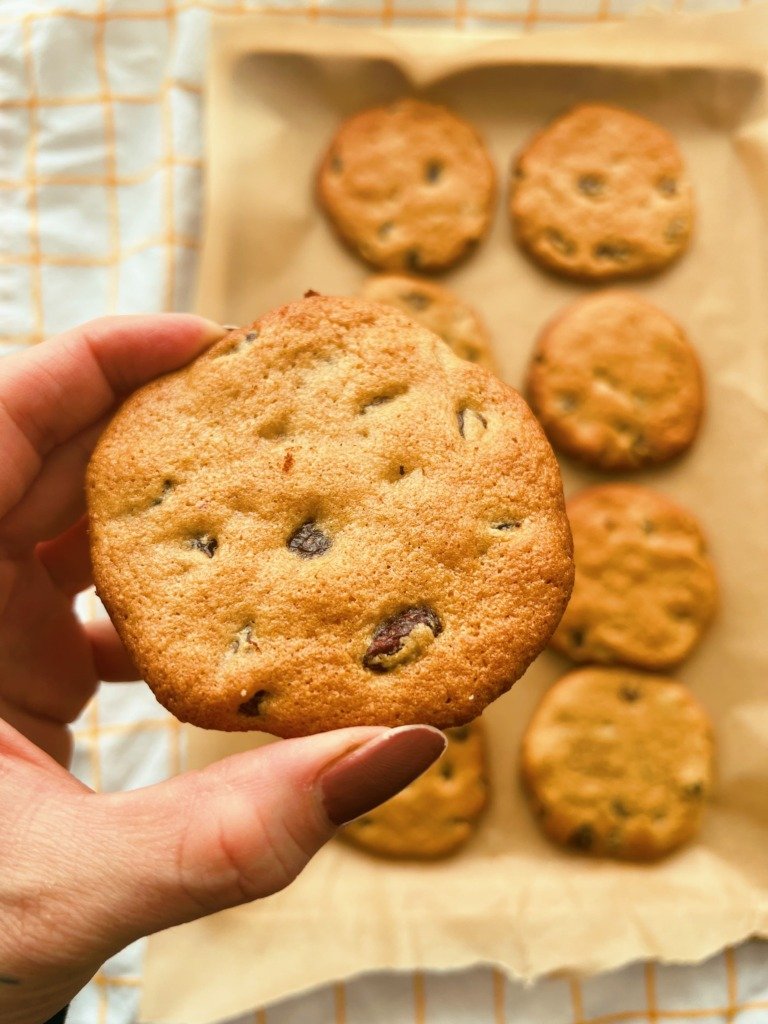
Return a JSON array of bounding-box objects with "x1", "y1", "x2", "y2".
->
[
  {"x1": 0, "y1": 708, "x2": 73, "y2": 775},
  {"x1": 0, "y1": 555, "x2": 100, "y2": 725},
  {"x1": 0, "y1": 314, "x2": 225, "y2": 525},
  {"x1": 76, "y1": 726, "x2": 446, "y2": 952},
  {"x1": 2, "y1": 421, "x2": 104, "y2": 552},
  {"x1": 36, "y1": 515, "x2": 92, "y2": 595},
  {"x1": 0, "y1": 723, "x2": 443, "y2": 1021},
  {"x1": 85, "y1": 618, "x2": 141, "y2": 682}
]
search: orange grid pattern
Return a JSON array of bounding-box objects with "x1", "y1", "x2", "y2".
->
[{"x1": 3, "y1": 2, "x2": 764, "y2": 1023}]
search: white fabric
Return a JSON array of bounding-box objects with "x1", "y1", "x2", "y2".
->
[{"x1": 0, "y1": 3, "x2": 765, "y2": 1022}]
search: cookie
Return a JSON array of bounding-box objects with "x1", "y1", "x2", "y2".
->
[
  {"x1": 510, "y1": 104, "x2": 694, "y2": 280},
  {"x1": 521, "y1": 667, "x2": 715, "y2": 861},
  {"x1": 340, "y1": 721, "x2": 488, "y2": 858},
  {"x1": 317, "y1": 99, "x2": 495, "y2": 272},
  {"x1": 360, "y1": 274, "x2": 496, "y2": 370},
  {"x1": 551, "y1": 484, "x2": 717, "y2": 670},
  {"x1": 87, "y1": 295, "x2": 573, "y2": 737},
  {"x1": 526, "y1": 291, "x2": 704, "y2": 470}
]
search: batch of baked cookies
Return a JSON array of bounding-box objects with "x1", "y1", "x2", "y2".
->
[
  {"x1": 87, "y1": 99, "x2": 717, "y2": 866},
  {"x1": 321, "y1": 99, "x2": 716, "y2": 864}
]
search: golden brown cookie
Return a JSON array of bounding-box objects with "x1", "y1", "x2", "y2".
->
[
  {"x1": 88, "y1": 295, "x2": 573, "y2": 736},
  {"x1": 510, "y1": 104, "x2": 694, "y2": 280},
  {"x1": 552, "y1": 484, "x2": 717, "y2": 670},
  {"x1": 521, "y1": 667, "x2": 715, "y2": 861},
  {"x1": 526, "y1": 291, "x2": 704, "y2": 470},
  {"x1": 318, "y1": 99, "x2": 495, "y2": 272},
  {"x1": 360, "y1": 274, "x2": 496, "y2": 370},
  {"x1": 340, "y1": 721, "x2": 488, "y2": 858}
]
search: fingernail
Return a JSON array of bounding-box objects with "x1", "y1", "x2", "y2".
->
[
  {"x1": 320, "y1": 725, "x2": 447, "y2": 827},
  {"x1": 199, "y1": 318, "x2": 230, "y2": 342}
]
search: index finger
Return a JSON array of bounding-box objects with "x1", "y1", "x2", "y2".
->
[{"x1": 0, "y1": 314, "x2": 225, "y2": 522}]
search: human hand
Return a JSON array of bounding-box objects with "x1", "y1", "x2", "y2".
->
[{"x1": 0, "y1": 315, "x2": 445, "y2": 1024}]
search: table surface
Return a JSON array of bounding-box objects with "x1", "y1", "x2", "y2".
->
[{"x1": 1, "y1": 2, "x2": 766, "y2": 1022}]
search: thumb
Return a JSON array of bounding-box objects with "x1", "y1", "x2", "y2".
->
[{"x1": 76, "y1": 724, "x2": 446, "y2": 955}]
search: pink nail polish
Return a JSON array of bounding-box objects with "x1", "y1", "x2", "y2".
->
[{"x1": 320, "y1": 725, "x2": 447, "y2": 827}]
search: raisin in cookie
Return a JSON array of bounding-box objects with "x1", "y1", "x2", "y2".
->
[
  {"x1": 510, "y1": 104, "x2": 694, "y2": 280},
  {"x1": 88, "y1": 295, "x2": 573, "y2": 736},
  {"x1": 341, "y1": 721, "x2": 488, "y2": 858},
  {"x1": 318, "y1": 99, "x2": 495, "y2": 272},
  {"x1": 552, "y1": 484, "x2": 717, "y2": 670},
  {"x1": 521, "y1": 667, "x2": 715, "y2": 861},
  {"x1": 360, "y1": 274, "x2": 496, "y2": 370},
  {"x1": 526, "y1": 291, "x2": 704, "y2": 470}
]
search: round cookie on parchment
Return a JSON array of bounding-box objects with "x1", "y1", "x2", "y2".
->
[
  {"x1": 551, "y1": 484, "x2": 717, "y2": 670},
  {"x1": 318, "y1": 99, "x2": 496, "y2": 272},
  {"x1": 360, "y1": 274, "x2": 496, "y2": 370},
  {"x1": 526, "y1": 291, "x2": 704, "y2": 470},
  {"x1": 341, "y1": 721, "x2": 488, "y2": 858},
  {"x1": 521, "y1": 667, "x2": 715, "y2": 861},
  {"x1": 87, "y1": 295, "x2": 573, "y2": 737},
  {"x1": 510, "y1": 104, "x2": 694, "y2": 280}
]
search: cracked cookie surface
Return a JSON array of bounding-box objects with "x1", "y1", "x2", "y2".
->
[
  {"x1": 551, "y1": 484, "x2": 717, "y2": 670},
  {"x1": 341, "y1": 721, "x2": 488, "y2": 858},
  {"x1": 526, "y1": 291, "x2": 704, "y2": 470},
  {"x1": 521, "y1": 667, "x2": 715, "y2": 861},
  {"x1": 510, "y1": 104, "x2": 694, "y2": 280},
  {"x1": 318, "y1": 99, "x2": 495, "y2": 272},
  {"x1": 87, "y1": 295, "x2": 573, "y2": 736}
]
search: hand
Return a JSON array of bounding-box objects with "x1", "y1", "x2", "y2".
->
[{"x1": 0, "y1": 315, "x2": 445, "y2": 1024}]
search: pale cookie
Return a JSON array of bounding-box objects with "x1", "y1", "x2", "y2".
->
[
  {"x1": 521, "y1": 667, "x2": 715, "y2": 861},
  {"x1": 526, "y1": 291, "x2": 704, "y2": 470},
  {"x1": 341, "y1": 721, "x2": 488, "y2": 858},
  {"x1": 510, "y1": 104, "x2": 694, "y2": 280},
  {"x1": 88, "y1": 295, "x2": 573, "y2": 736},
  {"x1": 551, "y1": 484, "x2": 717, "y2": 670},
  {"x1": 360, "y1": 274, "x2": 496, "y2": 370},
  {"x1": 318, "y1": 99, "x2": 495, "y2": 272}
]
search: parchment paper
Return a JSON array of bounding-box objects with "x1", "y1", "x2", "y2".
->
[{"x1": 141, "y1": 8, "x2": 768, "y2": 1022}]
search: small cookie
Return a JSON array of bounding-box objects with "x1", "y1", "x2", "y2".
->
[
  {"x1": 552, "y1": 484, "x2": 717, "y2": 670},
  {"x1": 318, "y1": 99, "x2": 495, "y2": 272},
  {"x1": 521, "y1": 667, "x2": 715, "y2": 861},
  {"x1": 510, "y1": 104, "x2": 694, "y2": 280},
  {"x1": 341, "y1": 721, "x2": 488, "y2": 858},
  {"x1": 360, "y1": 274, "x2": 496, "y2": 370},
  {"x1": 526, "y1": 291, "x2": 704, "y2": 470},
  {"x1": 87, "y1": 295, "x2": 573, "y2": 736}
]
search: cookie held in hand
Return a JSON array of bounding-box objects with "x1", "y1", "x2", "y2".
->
[
  {"x1": 521, "y1": 667, "x2": 715, "y2": 861},
  {"x1": 318, "y1": 99, "x2": 495, "y2": 272},
  {"x1": 551, "y1": 484, "x2": 717, "y2": 670},
  {"x1": 88, "y1": 295, "x2": 573, "y2": 736},
  {"x1": 510, "y1": 104, "x2": 694, "y2": 280},
  {"x1": 341, "y1": 721, "x2": 488, "y2": 859},
  {"x1": 526, "y1": 290, "x2": 704, "y2": 471}
]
